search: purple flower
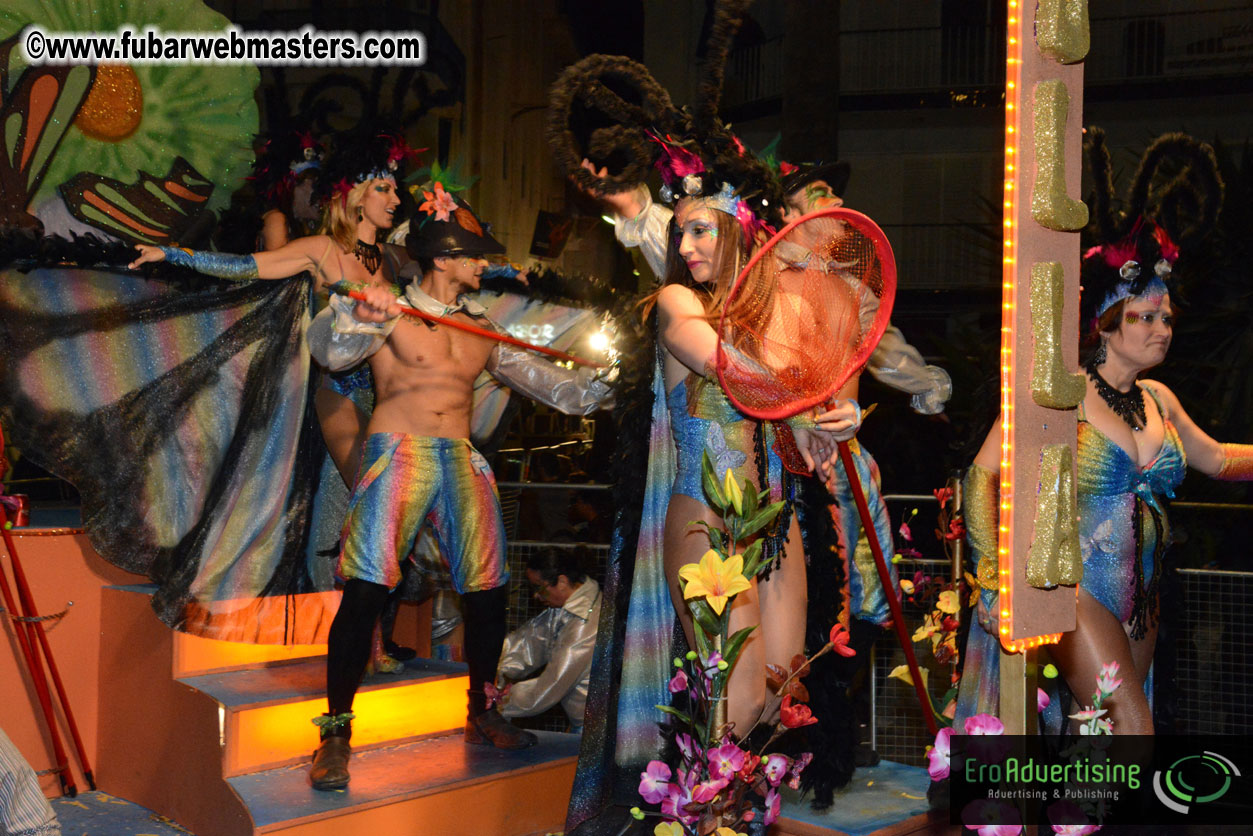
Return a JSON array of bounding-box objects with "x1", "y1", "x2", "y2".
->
[
  {"x1": 676, "y1": 732, "x2": 698, "y2": 764},
  {"x1": 1037, "y1": 687, "x2": 1051, "y2": 714},
  {"x1": 763, "y1": 753, "x2": 790, "y2": 786},
  {"x1": 702, "y1": 652, "x2": 724, "y2": 679},
  {"x1": 1047, "y1": 799, "x2": 1101, "y2": 835},
  {"x1": 927, "y1": 727, "x2": 952, "y2": 780},
  {"x1": 962, "y1": 799, "x2": 1023, "y2": 835},
  {"x1": 764, "y1": 788, "x2": 782, "y2": 826},
  {"x1": 786, "y1": 752, "x2": 813, "y2": 789},
  {"x1": 668, "y1": 669, "x2": 689, "y2": 694},
  {"x1": 661, "y1": 782, "x2": 697, "y2": 825},
  {"x1": 691, "y1": 776, "x2": 728, "y2": 803},
  {"x1": 638, "y1": 760, "x2": 671, "y2": 805},
  {"x1": 963, "y1": 714, "x2": 1005, "y2": 735},
  {"x1": 707, "y1": 739, "x2": 747, "y2": 781}
]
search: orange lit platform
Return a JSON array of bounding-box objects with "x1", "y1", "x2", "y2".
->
[{"x1": 94, "y1": 585, "x2": 579, "y2": 836}]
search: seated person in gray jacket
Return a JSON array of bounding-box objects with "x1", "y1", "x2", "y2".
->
[{"x1": 497, "y1": 546, "x2": 601, "y2": 733}]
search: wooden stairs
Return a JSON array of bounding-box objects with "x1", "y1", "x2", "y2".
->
[{"x1": 95, "y1": 585, "x2": 579, "y2": 836}]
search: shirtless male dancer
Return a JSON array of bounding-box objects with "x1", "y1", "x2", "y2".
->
[{"x1": 304, "y1": 192, "x2": 612, "y2": 789}]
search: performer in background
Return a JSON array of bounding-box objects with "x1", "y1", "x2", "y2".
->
[
  {"x1": 495, "y1": 546, "x2": 602, "y2": 733},
  {"x1": 956, "y1": 131, "x2": 1252, "y2": 735},
  {"x1": 301, "y1": 191, "x2": 612, "y2": 788}
]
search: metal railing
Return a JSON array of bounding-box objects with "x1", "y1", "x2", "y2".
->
[{"x1": 721, "y1": 7, "x2": 1252, "y2": 105}]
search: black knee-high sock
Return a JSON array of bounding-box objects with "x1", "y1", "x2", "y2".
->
[
  {"x1": 326, "y1": 579, "x2": 390, "y2": 717},
  {"x1": 461, "y1": 585, "x2": 509, "y2": 706}
]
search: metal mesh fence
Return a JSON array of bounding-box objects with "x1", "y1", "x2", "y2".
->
[
  {"x1": 489, "y1": 487, "x2": 1253, "y2": 749},
  {"x1": 1175, "y1": 568, "x2": 1253, "y2": 735}
]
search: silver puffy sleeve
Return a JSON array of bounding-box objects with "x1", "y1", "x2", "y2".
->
[
  {"x1": 306, "y1": 293, "x2": 399, "y2": 371},
  {"x1": 487, "y1": 344, "x2": 614, "y2": 415},
  {"x1": 613, "y1": 185, "x2": 672, "y2": 278},
  {"x1": 499, "y1": 605, "x2": 598, "y2": 720},
  {"x1": 496, "y1": 609, "x2": 562, "y2": 684},
  {"x1": 866, "y1": 325, "x2": 953, "y2": 415}
]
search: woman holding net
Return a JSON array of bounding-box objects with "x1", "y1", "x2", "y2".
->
[
  {"x1": 957, "y1": 130, "x2": 1253, "y2": 735},
  {"x1": 547, "y1": 9, "x2": 897, "y2": 829}
]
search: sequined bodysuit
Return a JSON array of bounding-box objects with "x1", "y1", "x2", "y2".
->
[
  {"x1": 666, "y1": 377, "x2": 759, "y2": 502},
  {"x1": 1076, "y1": 385, "x2": 1186, "y2": 635}
]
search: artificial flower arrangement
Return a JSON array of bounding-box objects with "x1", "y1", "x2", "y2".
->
[
  {"x1": 889, "y1": 482, "x2": 969, "y2": 725},
  {"x1": 923, "y1": 663, "x2": 1122, "y2": 836},
  {"x1": 632, "y1": 452, "x2": 855, "y2": 836}
]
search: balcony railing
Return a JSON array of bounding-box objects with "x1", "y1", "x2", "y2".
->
[
  {"x1": 722, "y1": 6, "x2": 1252, "y2": 107},
  {"x1": 881, "y1": 222, "x2": 1000, "y2": 290}
]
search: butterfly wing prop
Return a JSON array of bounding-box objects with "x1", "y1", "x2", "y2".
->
[{"x1": 0, "y1": 268, "x2": 334, "y2": 643}]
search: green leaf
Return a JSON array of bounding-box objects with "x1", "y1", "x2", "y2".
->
[
  {"x1": 693, "y1": 623, "x2": 712, "y2": 658},
  {"x1": 689, "y1": 599, "x2": 721, "y2": 637},
  {"x1": 707, "y1": 526, "x2": 726, "y2": 552},
  {"x1": 722, "y1": 625, "x2": 757, "y2": 668},
  {"x1": 740, "y1": 477, "x2": 760, "y2": 520},
  {"x1": 739, "y1": 501, "x2": 786, "y2": 540},
  {"x1": 656, "y1": 705, "x2": 693, "y2": 726},
  {"x1": 741, "y1": 539, "x2": 764, "y2": 577},
  {"x1": 701, "y1": 451, "x2": 727, "y2": 511}
]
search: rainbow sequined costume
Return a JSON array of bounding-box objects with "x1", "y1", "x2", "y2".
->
[{"x1": 955, "y1": 385, "x2": 1186, "y2": 726}]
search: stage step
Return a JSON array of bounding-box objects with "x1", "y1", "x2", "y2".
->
[
  {"x1": 174, "y1": 629, "x2": 326, "y2": 678},
  {"x1": 180, "y1": 656, "x2": 469, "y2": 775},
  {"x1": 227, "y1": 731, "x2": 580, "y2": 836},
  {"x1": 98, "y1": 584, "x2": 579, "y2": 835}
]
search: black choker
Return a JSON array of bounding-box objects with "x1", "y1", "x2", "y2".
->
[
  {"x1": 1086, "y1": 361, "x2": 1146, "y2": 431},
  {"x1": 354, "y1": 240, "x2": 382, "y2": 275}
]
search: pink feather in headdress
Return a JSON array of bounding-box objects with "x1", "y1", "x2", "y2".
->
[
  {"x1": 650, "y1": 133, "x2": 705, "y2": 186},
  {"x1": 735, "y1": 199, "x2": 775, "y2": 246},
  {"x1": 1153, "y1": 223, "x2": 1179, "y2": 263}
]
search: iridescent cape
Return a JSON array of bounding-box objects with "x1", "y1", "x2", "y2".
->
[
  {"x1": 0, "y1": 265, "x2": 334, "y2": 643},
  {"x1": 564, "y1": 326, "x2": 851, "y2": 833}
]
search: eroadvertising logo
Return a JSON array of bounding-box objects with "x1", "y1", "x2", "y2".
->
[
  {"x1": 948, "y1": 735, "x2": 1251, "y2": 828},
  {"x1": 1152, "y1": 750, "x2": 1241, "y2": 815}
]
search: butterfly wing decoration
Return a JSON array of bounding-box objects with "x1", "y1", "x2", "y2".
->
[
  {"x1": 0, "y1": 266, "x2": 335, "y2": 644},
  {"x1": 0, "y1": 35, "x2": 96, "y2": 228},
  {"x1": 59, "y1": 157, "x2": 215, "y2": 246},
  {"x1": 1079, "y1": 518, "x2": 1117, "y2": 558}
]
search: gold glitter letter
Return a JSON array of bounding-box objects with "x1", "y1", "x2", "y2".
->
[
  {"x1": 1030, "y1": 262, "x2": 1085, "y2": 409},
  {"x1": 1031, "y1": 80, "x2": 1088, "y2": 232},
  {"x1": 1026, "y1": 444, "x2": 1081, "y2": 589},
  {"x1": 1037, "y1": 0, "x2": 1090, "y2": 64}
]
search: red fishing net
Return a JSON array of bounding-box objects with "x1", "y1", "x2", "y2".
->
[{"x1": 715, "y1": 207, "x2": 896, "y2": 422}]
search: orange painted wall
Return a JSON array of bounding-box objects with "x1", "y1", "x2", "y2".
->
[{"x1": 0, "y1": 532, "x2": 145, "y2": 796}]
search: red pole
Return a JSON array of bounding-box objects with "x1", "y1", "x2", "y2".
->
[
  {"x1": 0, "y1": 509, "x2": 76, "y2": 796},
  {"x1": 2, "y1": 513, "x2": 96, "y2": 790},
  {"x1": 836, "y1": 440, "x2": 939, "y2": 736},
  {"x1": 335, "y1": 287, "x2": 608, "y2": 368}
]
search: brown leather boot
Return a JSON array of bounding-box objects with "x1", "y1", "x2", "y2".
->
[
  {"x1": 464, "y1": 690, "x2": 537, "y2": 749},
  {"x1": 310, "y1": 715, "x2": 352, "y2": 790}
]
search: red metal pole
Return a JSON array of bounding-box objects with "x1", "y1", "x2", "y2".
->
[
  {"x1": 0, "y1": 508, "x2": 76, "y2": 796},
  {"x1": 836, "y1": 440, "x2": 939, "y2": 736},
  {"x1": 2, "y1": 512, "x2": 96, "y2": 790}
]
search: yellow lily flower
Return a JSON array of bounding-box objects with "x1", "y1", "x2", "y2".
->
[
  {"x1": 937, "y1": 589, "x2": 960, "y2": 614},
  {"x1": 678, "y1": 549, "x2": 751, "y2": 615},
  {"x1": 912, "y1": 613, "x2": 940, "y2": 643},
  {"x1": 723, "y1": 468, "x2": 744, "y2": 516}
]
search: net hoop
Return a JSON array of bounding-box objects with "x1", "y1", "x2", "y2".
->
[{"x1": 715, "y1": 206, "x2": 897, "y2": 420}]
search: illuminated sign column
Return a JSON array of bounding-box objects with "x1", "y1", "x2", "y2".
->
[{"x1": 997, "y1": 0, "x2": 1089, "y2": 729}]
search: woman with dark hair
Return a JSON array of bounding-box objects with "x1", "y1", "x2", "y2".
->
[
  {"x1": 495, "y1": 547, "x2": 601, "y2": 732},
  {"x1": 956, "y1": 131, "x2": 1253, "y2": 735}
]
